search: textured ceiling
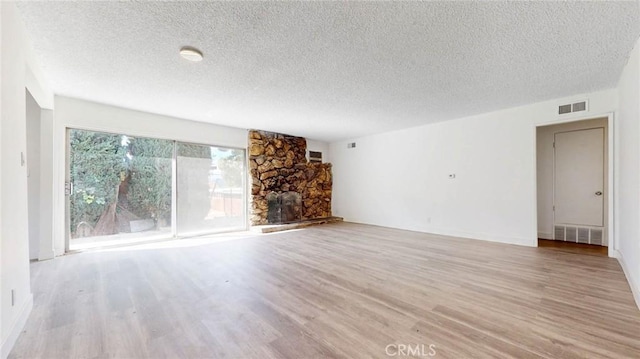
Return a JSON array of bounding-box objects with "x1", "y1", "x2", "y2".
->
[{"x1": 16, "y1": 1, "x2": 640, "y2": 142}]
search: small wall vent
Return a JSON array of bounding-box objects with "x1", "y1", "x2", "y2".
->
[
  {"x1": 558, "y1": 104, "x2": 572, "y2": 114},
  {"x1": 308, "y1": 151, "x2": 322, "y2": 163},
  {"x1": 572, "y1": 101, "x2": 586, "y2": 112},
  {"x1": 553, "y1": 225, "x2": 604, "y2": 246},
  {"x1": 558, "y1": 100, "x2": 588, "y2": 115},
  {"x1": 347, "y1": 142, "x2": 356, "y2": 149}
]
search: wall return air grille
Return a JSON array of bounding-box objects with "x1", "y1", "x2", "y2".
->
[
  {"x1": 558, "y1": 100, "x2": 588, "y2": 115},
  {"x1": 554, "y1": 225, "x2": 603, "y2": 246}
]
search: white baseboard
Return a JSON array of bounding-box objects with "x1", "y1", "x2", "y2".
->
[
  {"x1": 538, "y1": 232, "x2": 553, "y2": 240},
  {"x1": 614, "y1": 250, "x2": 640, "y2": 310},
  {"x1": 424, "y1": 226, "x2": 536, "y2": 247},
  {"x1": 37, "y1": 248, "x2": 55, "y2": 261},
  {"x1": 344, "y1": 220, "x2": 535, "y2": 247},
  {"x1": 0, "y1": 293, "x2": 33, "y2": 359}
]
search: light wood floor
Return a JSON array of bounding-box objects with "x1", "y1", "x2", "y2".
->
[
  {"x1": 538, "y1": 239, "x2": 609, "y2": 256},
  {"x1": 10, "y1": 222, "x2": 640, "y2": 358}
]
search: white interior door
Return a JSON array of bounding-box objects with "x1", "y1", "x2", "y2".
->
[{"x1": 554, "y1": 128, "x2": 604, "y2": 227}]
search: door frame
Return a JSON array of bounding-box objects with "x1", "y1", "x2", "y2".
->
[{"x1": 535, "y1": 112, "x2": 615, "y2": 257}]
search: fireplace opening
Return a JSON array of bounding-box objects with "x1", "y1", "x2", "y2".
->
[{"x1": 266, "y1": 191, "x2": 302, "y2": 224}]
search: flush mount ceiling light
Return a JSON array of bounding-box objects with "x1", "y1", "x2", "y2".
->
[{"x1": 180, "y1": 46, "x2": 203, "y2": 62}]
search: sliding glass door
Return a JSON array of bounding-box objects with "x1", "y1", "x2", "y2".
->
[
  {"x1": 176, "y1": 143, "x2": 246, "y2": 236},
  {"x1": 67, "y1": 129, "x2": 246, "y2": 250}
]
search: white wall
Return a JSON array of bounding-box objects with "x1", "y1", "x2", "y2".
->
[
  {"x1": 1, "y1": 3, "x2": 32, "y2": 356},
  {"x1": 51, "y1": 97, "x2": 249, "y2": 255},
  {"x1": 536, "y1": 118, "x2": 608, "y2": 240},
  {"x1": 0, "y1": 3, "x2": 53, "y2": 358},
  {"x1": 616, "y1": 37, "x2": 640, "y2": 307},
  {"x1": 26, "y1": 90, "x2": 41, "y2": 260},
  {"x1": 0, "y1": 3, "x2": 4, "y2": 353},
  {"x1": 330, "y1": 89, "x2": 617, "y2": 247}
]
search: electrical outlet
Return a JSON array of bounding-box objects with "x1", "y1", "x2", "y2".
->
[{"x1": 426, "y1": 217, "x2": 431, "y2": 224}]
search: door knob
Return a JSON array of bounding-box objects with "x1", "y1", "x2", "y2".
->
[{"x1": 595, "y1": 191, "x2": 603, "y2": 196}]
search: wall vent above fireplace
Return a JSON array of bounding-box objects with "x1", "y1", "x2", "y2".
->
[{"x1": 309, "y1": 151, "x2": 322, "y2": 163}]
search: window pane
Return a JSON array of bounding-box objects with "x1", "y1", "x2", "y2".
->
[
  {"x1": 177, "y1": 143, "x2": 245, "y2": 235},
  {"x1": 69, "y1": 129, "x2": 173, "y2": 249}
]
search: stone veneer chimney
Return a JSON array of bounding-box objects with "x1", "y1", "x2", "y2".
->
[{"x1": 248, "y1": 130, "x2": 332, "y2": 225}]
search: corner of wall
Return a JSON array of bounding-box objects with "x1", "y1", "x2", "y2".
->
[
  {"x1": 615, "y1": 250, "x2": 640, "y2": 310},
  {"x1": 0, "y1": 293, "x2": 33, "y2": 359},
  {"x1": 1, "y1": 3, "x2": 50, "y2": 356}
]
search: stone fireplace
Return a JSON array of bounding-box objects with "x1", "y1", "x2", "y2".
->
[{"x1": 248, "y1": 130, "x2": 332, "y2": 226}]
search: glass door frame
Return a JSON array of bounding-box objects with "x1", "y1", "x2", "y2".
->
[
  {"x1": 64, "y1": 127, "x2": 249, "y2": 251},
  {"x1": 174, "y1": 139, "x2": 248, "y2": 238}
]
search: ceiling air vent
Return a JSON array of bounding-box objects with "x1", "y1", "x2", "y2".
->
[{"x1": 558, "y1": 100, "x2": 588, "y2": 115}]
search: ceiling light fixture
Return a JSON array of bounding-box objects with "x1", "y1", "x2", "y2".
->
[{"x1": 180, "y1": 46, "x2": 203, "y2": 62}]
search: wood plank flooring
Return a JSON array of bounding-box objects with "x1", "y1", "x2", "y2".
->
[
  {"x1": 538, "y1": 239, "x2": 609, "y2": 256},
  {"x1": 9, "y1": 222, "x2": 640, "y2": 358}
]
